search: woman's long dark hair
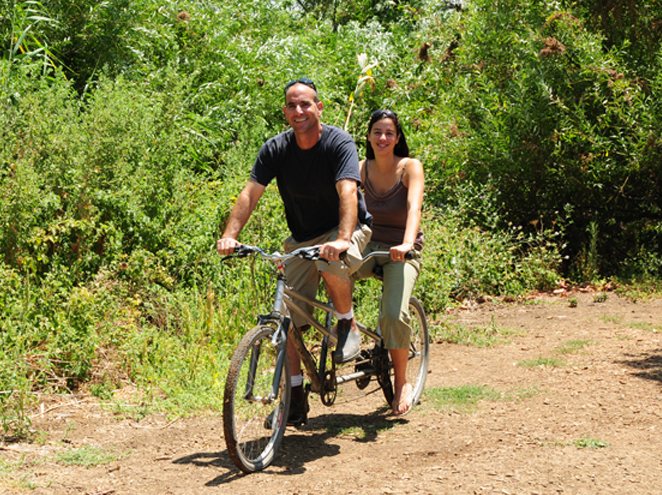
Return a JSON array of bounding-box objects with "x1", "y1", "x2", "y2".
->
[{"x1": 365, "y1": 109, "x2": 410, "y2": 159}]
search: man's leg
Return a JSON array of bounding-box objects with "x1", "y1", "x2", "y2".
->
[
  {"x1": 286, "y1": 330, "x2": 302, "y2": 382},
  {"x1": 320, "y1": 270, "x2": 352, "y2": 313},
  {"x1": 320, "y1": 225, "x2": 371, "y2": 363},
  {"x1": 321, "y1": 270, "x2": 362, "y2": 363},
  {"x1": 282, "y1": 237, "x2": 321, "y2": 426},
  {"x1": 285, "y1": 334, "x2": 308, "y2": 424}
]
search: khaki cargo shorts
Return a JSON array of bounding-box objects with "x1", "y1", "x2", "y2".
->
[{"x1": 283, "y1": 224, "x2": 372, "y2": 327}]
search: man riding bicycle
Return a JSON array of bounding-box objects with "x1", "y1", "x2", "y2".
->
[{"x1": 217, "y1": 78, "x2": 372, "y2": 425}]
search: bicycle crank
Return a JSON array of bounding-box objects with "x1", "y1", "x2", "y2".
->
[{"x1": 354, "y1": 349, "x2": 375, "y2": 389}]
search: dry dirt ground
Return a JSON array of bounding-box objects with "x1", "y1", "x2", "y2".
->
[{"x1": 2, "y1": 291, "x2": 660, "y2": 495}]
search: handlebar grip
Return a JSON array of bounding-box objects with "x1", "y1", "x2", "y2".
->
[
  {"x1": 293, "y1": 246, "x2": 320, "y2": 260},
  {"x1": 218, "y1": 243, "x2": 254, "y2": 261},
  {"x1": 234, "y1": 244, "x2": 257, "y2": 257}
]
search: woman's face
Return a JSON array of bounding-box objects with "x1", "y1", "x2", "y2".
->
[{"x1": 368, "y1": 117, "x2": 399, "y2": 156}]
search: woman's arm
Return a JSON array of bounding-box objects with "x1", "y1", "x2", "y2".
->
[{"x1": 391, "y1": 158, "x2": 424, "y2": 261}]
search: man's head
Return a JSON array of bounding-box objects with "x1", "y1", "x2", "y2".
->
[
  {"x1": 283, "y1": 78, "x2": 323, "y2": 137},
  {"x1": 283, "y1": 78, "x2": 318, "y2": 101}
]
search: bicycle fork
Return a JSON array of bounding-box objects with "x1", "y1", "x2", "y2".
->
[
  {"x1": 241, "y1": 321, "x2": 288, "y2": 404},
  {"x1": 242, "y1": 277, "x2": 291, "y2": 405}
]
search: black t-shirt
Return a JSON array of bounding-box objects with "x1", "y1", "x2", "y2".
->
[{"x1": 251, "y1": 125, "x2": 372, "y2": 242}]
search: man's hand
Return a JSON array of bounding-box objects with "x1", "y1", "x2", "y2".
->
[
  {"x1": 217, "y1": 237, "x2": 240, "y2": 256},
  {"x1": 319, "y1": 239, "x2": 350, "y2": 261}
]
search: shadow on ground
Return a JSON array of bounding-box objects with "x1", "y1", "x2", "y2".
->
[
  {"x1": 172, "y1": 408, "x2": 403, "y2": 486},
  {"x1": 618, "y1": 349, "x2": 662, "y2": 383}
]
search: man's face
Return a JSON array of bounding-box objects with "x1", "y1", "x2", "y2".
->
[{"x1": 283, "y1": 83, "x2": 323, "y2": 134}]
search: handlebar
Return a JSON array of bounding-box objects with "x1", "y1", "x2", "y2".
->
[
  {"x1": 362, "y1": 249, "x2": 416, "y2": 261},
  {"x1": 221, "y1": 244, "x2": 324, "y2": 263},
  {"x1": 220, "y1": 244, "x2": 415, "y2": 263}
]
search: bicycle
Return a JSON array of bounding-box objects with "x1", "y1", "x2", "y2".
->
[{"x1": 221, "y1": 244, "x2": 429, "y2": 473}]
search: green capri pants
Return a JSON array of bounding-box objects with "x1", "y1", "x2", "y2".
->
[
  {"x1": 284, "y1": 224, "x2": 372, "y2": 328},
  {"x1": 353, "y1": 241, "x2": 421, "y2": 350}
]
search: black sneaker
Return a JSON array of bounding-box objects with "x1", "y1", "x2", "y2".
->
[
  {"x1": 332, "y1": 319, "x2": 361, "y2": 364},
  {"x1": 286, "y1": 384, "x2": 309, "y2": 426},
  {"x1": 264, "y1": 384, "x2": 309, "y2": 428}
]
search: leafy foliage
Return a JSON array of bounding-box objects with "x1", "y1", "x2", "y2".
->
[
  {"x1": 0, "y1": 0, "x2": 659, "y2": 436},
  {"x1": 420, "y1": 0, "x2": 661, "y2": 279}
]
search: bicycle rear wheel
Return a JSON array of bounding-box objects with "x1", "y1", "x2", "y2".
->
[
  {"x1": 406, "y1": 297, "x2": 429, "y2": 406},
  {"x1": 376, "y1": 346, "x2": 394, "y2": 405},
  {"x1": 377, "y1": 297, "x2": 430, "y2": 407},
  {"x1": 223, "y1": 325, "x2": 290, "y2": 473}
]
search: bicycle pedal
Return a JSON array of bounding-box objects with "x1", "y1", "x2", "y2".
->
[{"x1": 287, "y1": 415, "x2": 308, "y2": 428}]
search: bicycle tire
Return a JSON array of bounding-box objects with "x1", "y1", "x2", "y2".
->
[
  {"x1": 406, "y1": 297, "x2": 430, "y2": 406},
  {"x1": 376, "y1": 346, "x2": 395, "y2": 405},
  {"x1": 223, "y1": 325, "x2": 290, "y2": 473},
  {"x1": 377, "y1": 297, "x2": 430, "y2": 407}
]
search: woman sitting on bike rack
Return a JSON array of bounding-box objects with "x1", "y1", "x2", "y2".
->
[{"x1": 354, "y1": 109, "x2": 425, "y2": 416}]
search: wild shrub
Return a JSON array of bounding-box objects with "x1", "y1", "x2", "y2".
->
[
  {"x1": 416, "y1": 0, "x2": 660, "y2": 280},
  {"x1": 418, "y1": 200, "x2": 561, "y2": 310}
]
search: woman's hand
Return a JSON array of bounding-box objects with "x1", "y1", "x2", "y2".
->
[{"x1": 390, "y1": 243, "x2": 414, "y2": 262}]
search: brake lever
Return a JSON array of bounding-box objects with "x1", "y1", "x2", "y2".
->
[
  {"x1": 220, "y1": 244, "x2": 255, "y2": 261},
  {"x1": 299, "y1": 246, "x2": 322, "y2": 261}
]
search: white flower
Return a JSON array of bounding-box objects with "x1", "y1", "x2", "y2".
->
[{"x1": 357, "y1": 53, "x2": 368, "y2": 69}]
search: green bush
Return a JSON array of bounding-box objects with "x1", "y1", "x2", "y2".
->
[
  {"x1": 0, "y1": 0, "x2": 658, "y2": 436},
  {"x1": 418, "y1": 201, "x2": 561, "y2": 311},
  {"x1": 414, "y1": 0, "x2": 660, "y2": 280}
]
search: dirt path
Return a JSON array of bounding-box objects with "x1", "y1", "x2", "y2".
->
[{"x1": 2, "y1": 291, "x2": 661, "y2": 494}]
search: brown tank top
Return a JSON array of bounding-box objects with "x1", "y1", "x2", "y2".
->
[{"x1": 363, "y1": 161, "x2": 424, "y2": 250}]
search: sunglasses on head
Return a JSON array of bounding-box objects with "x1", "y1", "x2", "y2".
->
[
  {"x1": 371, "y1": 109, "x2": 397, "y2": 119},
  {"x1": 284, "y1": 78, "x2": 317, "y2": 93}
]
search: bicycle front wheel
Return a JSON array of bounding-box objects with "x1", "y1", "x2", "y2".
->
[
  {"x1": 406, "y1": 297, "x2": 429, "y2": 406},
  {"x1": 223, "y1": 325, "x2": 290, "y2": 473}
]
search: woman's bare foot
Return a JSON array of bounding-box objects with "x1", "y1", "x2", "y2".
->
[{"x1": 391, "y1": 382, "x2": 413, "y2": 416}]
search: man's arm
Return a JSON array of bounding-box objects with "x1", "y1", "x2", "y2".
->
[
  {"x1": 217, "y1": 180, "x2": 266, "y2": 255},
  {"x1": 336, "y1": 179, "x2": 358, "y2": 242},
  {"x1": 319, "y1": 179, "x2": 357, "y2": 261}
]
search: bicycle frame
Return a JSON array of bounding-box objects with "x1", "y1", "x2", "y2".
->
[
  {"x1": 257, "y1": 271, "x2": 383, "y2": 397},
  {"x1": 236, "y1": 245, "x2": 390, "y2": 401}
]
